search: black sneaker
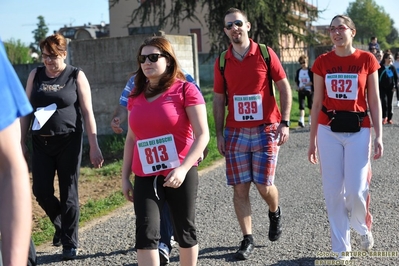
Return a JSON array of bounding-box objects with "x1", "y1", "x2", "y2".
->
[
  {"x1": 62, "y1": 248, "x2": 78, "y2": 260},
  {"x1": 234, "y1": 238, "x2": 254, "y2": 260},
  {"x1": 52, "y1": 229, "x2": 61, "y2": 247},
  {"x1": 298, "y1": 121, "x2": 305, "y2": 128},
  {"x1": 268, "y1": 206, "x2": 282, "y2": 241}
]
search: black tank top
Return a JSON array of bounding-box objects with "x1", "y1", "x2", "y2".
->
[{"x1": 30, "y1": 65, "x2": 83, "y2": 135}]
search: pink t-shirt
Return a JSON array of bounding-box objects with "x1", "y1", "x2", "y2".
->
[{"x1": 127, "y1": 79, "x2": 205, "y2": 177}]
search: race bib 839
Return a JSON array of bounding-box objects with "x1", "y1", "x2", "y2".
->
[{"x1": 233, "y1": 94, "x2": 263, "y2": 121}]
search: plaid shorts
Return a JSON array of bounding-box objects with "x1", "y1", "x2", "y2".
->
[{"x1": 224, "y1": 123, "x2": 280, "y2": 186}]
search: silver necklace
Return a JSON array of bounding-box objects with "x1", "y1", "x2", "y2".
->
[{"x1": 233, "y1": 45, "x2": 250, "y2": 59}]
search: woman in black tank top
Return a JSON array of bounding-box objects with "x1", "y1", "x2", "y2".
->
[{"x1": 20, "y1": 33, "x2": 104, "y2": 261}]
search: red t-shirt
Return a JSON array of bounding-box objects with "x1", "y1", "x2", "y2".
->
[
  {"x1": 127, "y1": 79, "x2": 205, "y2": 177},
  {"x1": 213, "y1": 39, "x2": 287, "y2": 128},
  {"x1": 312, "y1": 50, "x2": 380, "y2": 127}
]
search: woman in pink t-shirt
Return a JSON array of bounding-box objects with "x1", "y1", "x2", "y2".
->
[{"x1": 121, "y1": 36, "x2": 209, "y2": 266}]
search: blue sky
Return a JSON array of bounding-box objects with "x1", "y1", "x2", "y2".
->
[
  {"x1": 0, "y1": 0, "x2": 397, "y2": 46},
  {"x1": 0, "y1": 0, "x2": 110, "y2": 45}
]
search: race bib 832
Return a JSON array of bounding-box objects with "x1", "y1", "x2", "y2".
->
[{"x1": 325, "y1": 73, "x2": 358, "y2": 100}]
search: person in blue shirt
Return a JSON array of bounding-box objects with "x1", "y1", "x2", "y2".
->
[
  {"x1": 110, "y1": 70, "x2": 199, "y2": 264},
  {"x1": 0, "y1": 38, "x2": 33, "y2": 266}
]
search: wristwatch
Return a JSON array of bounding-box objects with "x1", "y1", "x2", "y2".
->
[{"x1": 281, "y1": 120, "x2": 291, "y2": 127}]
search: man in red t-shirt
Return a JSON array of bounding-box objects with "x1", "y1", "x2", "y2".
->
[{"x1": 213, "y1": 7, "x2": 292, "y2": 261}]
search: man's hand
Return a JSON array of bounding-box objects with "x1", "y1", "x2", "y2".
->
[{"x1": 111, "y1": 117, "x2": 123, "y2": 134}]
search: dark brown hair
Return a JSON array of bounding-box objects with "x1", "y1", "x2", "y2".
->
[
  {"x1": 224, "y1": 8, "x2": 248, "y2": 22},
  {"x1": 382, "y1": 52, "x2": 392, "y2": 62},
  {"x1": 298, "y1": 55, "x2": 307, "y2": 63},
  {"x1": 330, "y1": 15, "x2": 356, "y2": 30},
  {"x1": 40, "y1": 34, "x2": 67, "y2": 56},
  {"x1": 131, "y1": 36, "x2": 185, "y2": 98}
]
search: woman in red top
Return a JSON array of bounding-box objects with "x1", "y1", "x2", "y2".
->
[{"x1": 308, "y1": 15, "x2": 383, "y2": 261}]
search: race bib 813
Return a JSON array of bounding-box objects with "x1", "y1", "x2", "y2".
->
[{"x1": 137, "y1": 134, "x2": 180, "y2": 174}]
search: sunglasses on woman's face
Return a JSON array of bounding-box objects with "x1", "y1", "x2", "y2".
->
[
  {"x1": 138, "y1": 53, "x2": 166, "y2": 64},
  {"x1": 225, "y1": 20, "x2": 244, "y2": 30}
]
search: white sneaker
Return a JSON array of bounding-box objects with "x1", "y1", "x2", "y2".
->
[
  {"x1": 360, "y1": 231, "x2": 374, "y2": 251},
  {"x1": 308, "y1": 115, "x2": 311, "y2": 126},
  {"x1": 170, "y1": 235, "x2": 177, "y2": 247},
  {"x1": 336, "y1": 253, "x2": 351, "y2": 261},
  {"x1": 396, "y1": 101, "x2": 399, "y2": 107}
]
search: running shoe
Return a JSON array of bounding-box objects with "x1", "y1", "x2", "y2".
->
[
  {"x1": 268, "y1": 206, "x2": 282, "y2": 241},
  {"x1": 234, "y1": 238, "x2": 254, "y2": 260},
  {"x1": 159, "y1": 242, "x2": 170, "y2": 265},
  {"x1": 360, "y1": 232, "x2": 374, "y2": 251}
]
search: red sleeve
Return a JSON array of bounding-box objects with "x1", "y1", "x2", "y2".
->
[{"x1": 268, "y1": 47, "x2": 287, "y2": 82}]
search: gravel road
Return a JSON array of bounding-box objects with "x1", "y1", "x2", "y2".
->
[{"x1": 36, "y1": 110, "x2": 399, "y2": 266}]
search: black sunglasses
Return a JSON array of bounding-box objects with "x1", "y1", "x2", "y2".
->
[
  {"x1": 138, "y1": 53, "x2": 166, "y2": 64},
  {"x1": 299, "y1": 61, "x2": 306, "y2": 64},
  {"x1": 225, "y1": 20, "x2": 244, "y2": 30}
]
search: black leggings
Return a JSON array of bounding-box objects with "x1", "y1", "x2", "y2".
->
[
  {"x1": 133, "y1": 167, "x2": 199, "y2": 249},
  {"x1": 380, "y1": 87, "x2": 394, "y2": 120}
]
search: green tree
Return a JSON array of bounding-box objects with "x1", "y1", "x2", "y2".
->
[
  {"x1": 30, "y1": 15, "x2": 49, "y2": 53},
  {"x1": 111, "y1": 0, "x2": 319, "y2": 55},
  {"x1": 386, "y1": 18, "x2": 399, "y2": 46},
  {"x1": 346, "y1": 0, "x2": 391, "y2": 45},
  {"x1": 4, "y1": 39, "x2": 34, "y2": 64}
]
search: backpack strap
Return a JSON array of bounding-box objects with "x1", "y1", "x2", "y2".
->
[
  {"x1": 218, "y1": 43, "x2": 273, "y2": 106},
  {"x1": 258, "y1": 43, "x2": 274, "y2": 96},
  {"x1": 219, "y1": 51, "x2": 228, "y2": 105}
]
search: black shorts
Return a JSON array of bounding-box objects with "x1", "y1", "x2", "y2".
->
[{"x1": 298, "y1": 90, "x2": 313, "y2": 110}]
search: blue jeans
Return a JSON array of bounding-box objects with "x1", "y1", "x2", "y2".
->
[{"x1": 160, "y1": 202, "x2": 174, "y2": 250}]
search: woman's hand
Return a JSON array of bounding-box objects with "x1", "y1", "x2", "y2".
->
[
  {"x1": 122, "y1": 178, "x2": 134, "y2": 202},
  {"x1": 163, "y1": 167, "x2": 187, "y2": 188},
  {"x1": 90, "y1": 146, "x2": 104, "y2": 168},
  {"x1": 308, "y1": 142, "x2": 318, "y2": 164}
]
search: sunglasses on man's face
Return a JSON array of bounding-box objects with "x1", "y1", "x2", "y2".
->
[
  {"x1": 225, "y1": 20, "x2": 244, "y2": 30},
  {"x1": 299, "y1": 61, "x2": 306, "y2": 64},
  {"x1": 138, "y1": 53, "x2": 166, "y2": 64}
]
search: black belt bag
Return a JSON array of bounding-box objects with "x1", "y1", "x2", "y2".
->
[{"x1": 322, "y1": 106, "x2": 367, "y2": 133}]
